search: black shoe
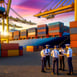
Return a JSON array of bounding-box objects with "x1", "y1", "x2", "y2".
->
[
  {"x1": 67, "y1": 73, "x2": 71, "y2": 75},
  {"x1": 56, "y1": 73, "x2": 59, "y2": 75},
  {"x1": 62, "y1": 69, "x2": 65, "y2": 71},
  {"x1": 41, "y1": 70, "x2": 46, "y2": 73},
  {"x1": 59, "y1": 68, "x2": 62, "y2": 70}
]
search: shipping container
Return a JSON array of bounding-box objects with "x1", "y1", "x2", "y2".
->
[
  {"x1": 70, "y1": 28, "x2": 77, "y2": 34},
  {"x1": 70, "y1": 34, "x2": 77, "y2": 41},
  {"x1": 72, "y1": 47, "x2": 77, "y2": 53},
  {"x1": 28, "y1": 28, "x2": 37, "y2": 38},
  {"x1": 9, "y1": 32, "x2": 13, "y2": 40},
  {"x1": 70, "y1": 41, "x2": 77, "y2": 47},
  {"x1": 8, "y1": 50, "x2": 19, "y2": 57},
  {"x1": 1, "y1": 43, "x2": 19, "y2": 50},
  {"x1": 20, "y1": 29, "x2": 28, "y2": 39},
  {"x1": 26, "y1": 46, "x2": 38, "y2": 52},
  {"x1": 70, "y1": 21, "x2": 77, "y2": 28},
  {"x1": 48, "y1": 22, "x2": 64, "y2": 28},
  {"x1": 38, "y1": 24, "x2": 47, "y2": 28},
  {"x1": 19, "y1": 50, "x2": 23, "y2": 56},
  {"x1": 13, "y1": 31, "x2": 20, "y2": 40},
  {"x1": 1, "y1": 50, "x2": 8, "y2": 57}
]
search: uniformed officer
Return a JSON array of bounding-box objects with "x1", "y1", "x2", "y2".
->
[
  {"x1": 59, "y1": 47, "x2": 65, "y2": 71},
  {"x1": 45, "y1": 45, "x2": 50, "y2": 69},
  {"x1": 51, "y1": 45, "x2": 59, "y2": 75},
  {"x1": 66, "y1": 44, "x2": 73, "y2": 75},
  {"x1": 40, "y1": 46, "x2": 46, "y2": 72}
]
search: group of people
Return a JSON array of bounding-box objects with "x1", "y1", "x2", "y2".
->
[{"x1": 40, "y1": 44, "x2": 73, "y2": 75}]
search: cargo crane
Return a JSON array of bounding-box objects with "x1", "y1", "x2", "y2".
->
[
  {"x1": 0, "y1": 0, "x2": 12, "y2": 43},
  {"x1": 0, "y1": 0, "x2": 36, "y2": 43},
  {"x1": 34, "y1": 0, "x2": 77, "y2": 21}
]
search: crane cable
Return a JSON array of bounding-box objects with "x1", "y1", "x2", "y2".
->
[
  {"x1": 4, "y1": 2, "x2": 26, "y2": 21},
  {"x1": 40, "y1": 0, "x2": 53, "y2": 12}
]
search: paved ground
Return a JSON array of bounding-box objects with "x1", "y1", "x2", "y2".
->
[{"x1": 0, "y1": 49, "x2": 77, "y2": 77}]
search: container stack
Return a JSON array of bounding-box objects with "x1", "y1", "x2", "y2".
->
[
  {"x1": 37, "y1": 24, "x2": 48, "y2": 38},
  {"x1": 13, "y1": 31, "x2": 20, "y2": 40},
  {"x1": 48, "y1": 22, "x2": 64, "y2": 37},
  {"x1": 20, "y1": 29, "x2": 28, "y2": 39},
  {"x1": 9, "y1": 32, "x2": 13, "y2": 40},
  {"x1": 19, "y1": 46, "x2": 23, "y2": 56},
  {"x1": 63, "y1": 26, "x2": 69, "y2": 33},
  {"x1": 1, "y1": 43, "x2": 20, "y2": 57},
  {"x1": 26, "y1": 46, "x2": 38, "y2": 52},
  {"x1": 70, "y1": 21, "x2": 77, "y2": 53},
  {"x1": 28, "y1": 28, "x2": 37, "y2": 39}
]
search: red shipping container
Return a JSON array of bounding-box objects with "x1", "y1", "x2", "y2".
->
[
  {"x1": 1, "y1": 43, "x2": 19, "y2": 50},
  {"x1": 70, "y1": 21, "x2": 77, "y2": 28},
  {"x1": 19, "y1": 50, "x2": 23, "y2": 56},
  {"x1": 70, "y1": 41, "x2": 77, "y2": 47},
  {"x1": 1, "y1": 50, "x2": 8, "y2": 57},
  {"x1": 70, "y1": 34, "x2": 77, "y2": 41},
  {"x1": 38, "y1": 24, "x2": 47, "y2": 28}
]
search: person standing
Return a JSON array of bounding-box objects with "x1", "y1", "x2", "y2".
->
[
  {"x1": 40, "y1": 46, "x2": 46, "y2": 72},
  {"x1": 59, "y1": 47, "x2": 65, "y2": 71},
  {"x1": 45, "y1": 45, "x2": 51, "y2": 69},
  {"x1": 51, "y1": 45, "x2": 59, "y2": 75},
  {"x1": 66, "y1": 44, "x2": 73, "y2": 75}
]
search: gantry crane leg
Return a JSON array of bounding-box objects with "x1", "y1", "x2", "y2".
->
[{"x1": 75, "y1": 0, "x2": 77, "y2": 21}]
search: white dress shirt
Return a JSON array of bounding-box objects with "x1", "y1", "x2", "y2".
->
[
  {"x1": 59, "y1": 49, "x2": 65, "y2": 56},
  {"x1": 45, "y1": 49, "x2": 50, "y2": 56},
  {"x1": 51, "y1": 49, "x2": 59, "y2": 58},
  {"x1": 67, "y1": 48, "x2": 72, "y2": 57},
  {"x1": 40, "y1": 49, "x2": 46, "y2": 57}
]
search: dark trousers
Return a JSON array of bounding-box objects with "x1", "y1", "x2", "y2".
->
[
  {"x1": 45, "y1": 55, "x2": 50, "y2": 68},
  {"x1": 52, "y1": 57, "x2": 58, "y2": 74},
  {"x1": 68, "y1": 57, "x2": 73, "y2": 74},
  {"x1": 60, "y1": 56, "x2": 65, "y2": 70},
  {"x1": 41, "y1": 57, "x2": 46, "y2": 71}
]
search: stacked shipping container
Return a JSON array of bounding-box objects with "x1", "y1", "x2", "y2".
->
[
  {"x1": 37, "y1": 24, "x2": 48, "y2": 38},
  {"x1": 70, "y1": 21, "x2": 77, "y2": 53},
  {"x1": 19, "y1": 46, "x2": 23, "y2": 56},
  {"x1": 20, "y1": 29, "x2": 28, "y2": 39},
  {"x1": 1, "y1": 43, "x2": 20, "y2": 57},
  {"x1": 48, "y1": 22, "x2": 64, "y2": 37},
  {"x1": 26, "y1": 46, "x2": 38, "y2": 52},
  {"x1": 13, "y1": 31, "x2": 20, "y2": 40},
  {"x1": 28, "y1": 28, "x2": 37, "y2": 39},
  {"x1": 9, "y1": 32, "x2": 13, "y2": 40}
]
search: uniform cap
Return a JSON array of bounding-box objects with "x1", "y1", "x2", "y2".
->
[
  {"x1": 45, "y1": 45, "x2": 50, "y2": 47},
  {"x1": 65, "y1": 44, "x2": 70, "y2": 46}
]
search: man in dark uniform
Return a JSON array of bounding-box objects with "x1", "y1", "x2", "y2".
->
[
  {"x1": 40, "y1": 46, "x2": 46, "y2": 72},
  {"x1": 59, "y1": 47, "x2": 65, "y2": 71},
  {"x1": 66, "y1": 44, "x2": 73, "y2": 75},
  {"x1": 51, "y1": 45, "x2": 59, "y2": 75},
  {"x1": 45, "y1": 45, "x2": 50, "y2": 69}
]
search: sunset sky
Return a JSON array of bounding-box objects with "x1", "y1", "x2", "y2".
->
[{"x1": 9, "y1": 0, "x2": 74, "y2": 30}]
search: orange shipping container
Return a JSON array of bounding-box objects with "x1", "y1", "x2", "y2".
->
[
  {"x1": 38, "y1": 24, "x2": 47, "y2": 28},
  {"x1": 48, "y1": 27, "x2": 60, "y2": 31},
  {"x1": 70, "y1": 34, "x2": 77, "y2": 41},
  {"x1": 70, "y1": 41, "x2": 77, "y2": 47},
  {"x1": 14, "y1": 31, "x2": 20, "y2": 36},
  {"x1": 38, "y1": 29, "x2": 46, "y2": 32},
  {"x1": 70, "y1": 21, "x2": 77, "y2": 28},
  {"x1": 26, "y1": 46, "x2": 38, "y2": 52}
]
